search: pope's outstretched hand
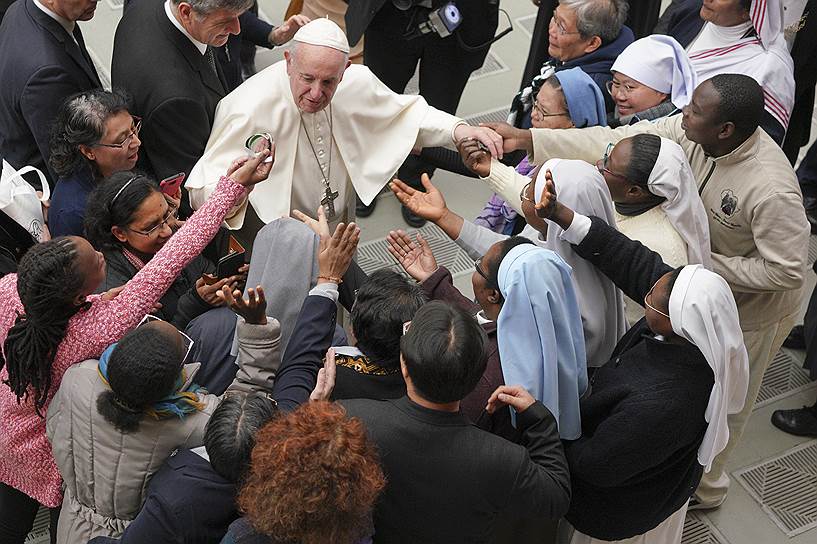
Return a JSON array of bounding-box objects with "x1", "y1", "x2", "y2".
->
[{"x1": 454, "y1": 124, "x2": 504, "y2": 160}]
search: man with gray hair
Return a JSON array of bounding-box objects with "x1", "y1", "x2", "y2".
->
[
  {"x1": 111, "y1": 0, "x2": 300, "y2": 184},
  {"x1": 510, "y1": 0, "x2": 633, "y2": 124}
]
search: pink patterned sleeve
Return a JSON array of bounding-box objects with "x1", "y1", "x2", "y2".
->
[{"x1": 84, "y1": 176, "x2": 247, "y2": 349}]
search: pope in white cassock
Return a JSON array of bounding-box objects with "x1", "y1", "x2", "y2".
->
[{"x1": 185, "y1": 18, "x2": 503, "y2": 233}]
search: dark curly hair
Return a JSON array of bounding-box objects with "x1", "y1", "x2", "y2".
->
[
  {"x1": 238, "y1": 402, "x2": 385, "y2": 544},
  {"x1": 83, "y1": 171, "x2": 160, "y2": 250},
  {"x1": 0, "y1": 238, "x2": 86, "y2": 415},
  {"x1": 49, "y1": 88, "x2": 132, "y2": 178}
]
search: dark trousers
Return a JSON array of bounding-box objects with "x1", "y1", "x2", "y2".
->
[
  {"x1": 798, "y1": 141, "x2": 817, "y2": 201},
  {"x1": 363, "y1": 4, "x2": 490, "y2": 189},
  {"x1": 0, "y1": 482, "x2": 59, "y2": 544}
]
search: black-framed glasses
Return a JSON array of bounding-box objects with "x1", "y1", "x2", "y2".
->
[
  {"x1": 605, "y1": 79, "x2": 637, "y2": 98},
  {"x1": 644, "y1": 280, "x2": 670, "y2": 319},
  {"x1": 596, "y1": 142, "x2": 628, "y2": 180},
  {"x1": 127, "y1": 207, "x2": 178, "y2": 237},
  {"x1": 94, "y1": 116, "x2": 142, "y2": 149},
  {"x1": 474, "y1": 256, "x2": 493, "y2": 287},
  {"x1": 137, "y1": 314, "x2": 195, "y2": 365},
  {"x1": 532, "y1": 100, "x2": 570, "y2": 119}
]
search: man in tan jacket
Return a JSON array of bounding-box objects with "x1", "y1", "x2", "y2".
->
[{"x1": 489, "y1": 73, "x2": 810, "y2": 509}]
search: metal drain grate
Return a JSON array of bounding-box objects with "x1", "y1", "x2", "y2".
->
[
  {"x1": 754, "y1": 350, "x2": 815, "y2": 409},
  {"x1": 516, "y1": 13, "x2": 539, "y2": 38},
  {"x1": 405, "y1": 51, "x2": 507, "y2": 95},
  {"x1": 24, "y1": 508, "x2": 50, "y2": 543},
  {"x1": 465, "y1": 107, "x2": 510, "y2": 127},
  {"x1": 734, "y1": 440, "x2": 817, "y2": 537},
  {"x1": 356, "y1": 223, "x2": 474, "y2": 278},
  {"x1": 681, "y1": 512, "x2": 730, "y2": 544}
]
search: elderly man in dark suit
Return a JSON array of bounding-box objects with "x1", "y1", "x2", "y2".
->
[
  {"x1": 111, "y1": 0, "x2": 255, "y2": 184},
  {"x1": 0, "y1": 0, "x2": 101, "y2": 189}
]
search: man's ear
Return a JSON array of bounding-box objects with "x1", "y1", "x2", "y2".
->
[
  {"x1": 718, "y1": 121, "x2": 736, "y2": 140},
  {"x1": 583, "y1": 35, "x2": 602, "y2": 54},
  {"x1": 487, "y1": 289, "x2": 503, "y2": 305},
  {"x1": 78, "y1": 144, "x2": 95, "y2": 162},
  {"x1": 399, "y1": 355, "x2": 410, "y2": 382}
]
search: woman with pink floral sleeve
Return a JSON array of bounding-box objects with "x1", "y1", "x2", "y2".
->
[{"x1": 0, "y1": 148, "x2": 273, "y2": 543}]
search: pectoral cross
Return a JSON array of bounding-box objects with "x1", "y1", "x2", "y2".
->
[{"x1": 321, "y1": 185, "x2": 339, "y2": 219}]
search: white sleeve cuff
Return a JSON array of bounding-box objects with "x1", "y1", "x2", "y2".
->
[
  {"x1": 558, "y1": 213, "x2": 592, "y2": 245},
  {"x1": 309, "y1": 282, "x2": 339, "y2": 302}
]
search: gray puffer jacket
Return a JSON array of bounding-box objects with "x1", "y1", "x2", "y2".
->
[{"x1": 46, "y1": 318, "x2": 282, "y2": 544}]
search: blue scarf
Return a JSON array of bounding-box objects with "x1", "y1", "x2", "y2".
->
[{"x1": 97, "y1": 343, "x2": 205, "y2": 420}]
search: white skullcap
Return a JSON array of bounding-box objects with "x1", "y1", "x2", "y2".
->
[{"x1": 292, "y1": 17, "x2": 350, "y2": 54}]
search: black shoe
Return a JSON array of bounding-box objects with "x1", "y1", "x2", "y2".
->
[
  {"x1": 771, "y1": 406, "x2": 817, "y2": 437},
  {"x1": 783, "y1": 325, "x2": 806, "y2": 350},
  {"x1": 356, "y1": 196, "x2": 377, "y2": 217},
  {"x1": 401, "y1": 205, "x2": 426, "y2": 228}
]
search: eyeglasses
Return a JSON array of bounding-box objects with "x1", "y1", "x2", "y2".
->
[
  {"x1": 595, "y1": 143, "x2": 628, "y2": 180},
  {"x1": 94, "y1": 116, "x2": 142, "y2": 149},
  {"x1": 549, "y1": 15, "x2": 581, "y2": 36},
  {"x1": 532, "y1": 100, "x2": 570, "y2": 119},
  {"x1": 605, "y1": 80, "x2": 637, "y2": 98},
  {"x1": 520, "y1": 179, "x2": 536, "y2": 204},
  {"x1": 127, "y1": 207, "x2": 178, "y2": 237},
  {"x1": 137, "y1": 314, "x2": 195, "y2": 365},
  {"x1": 643, "y1": 280, "x2": 670, "y2": 319},
  {"x1": 474, "y1": 256, "x2": 494, "y2": 288}
]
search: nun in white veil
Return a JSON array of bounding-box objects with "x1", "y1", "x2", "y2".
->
[
  {"x1": 669, "y1": 265, "x2": 749, "y2": 473},
  {"x1": 456, "y1": 159, "x2": 627, "y2": 367},
  {"x1": 609, "y1": 35, "x2": 698, "y2": 126}
]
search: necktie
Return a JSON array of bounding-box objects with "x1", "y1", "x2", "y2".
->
[{"x1": 205, "y1": 46, "x2": 219, "y2": 78}]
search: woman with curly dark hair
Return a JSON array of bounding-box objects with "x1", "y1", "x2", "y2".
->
[
  {"x1": 223, "y1": 401, "x2": 385, "y2": 544},
  {"x1": 48, "y1": 89, "x2": 141, "y2": 237}
]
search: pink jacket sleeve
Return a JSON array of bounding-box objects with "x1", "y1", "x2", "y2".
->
[{"x1": 67, "y1": 176, "x2": 247, "y2": 360}]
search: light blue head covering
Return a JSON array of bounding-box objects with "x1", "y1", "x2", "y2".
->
[
  {"x1": 553, "y1": 68, "x2": 607, "y2": 128},
  {"x1": 496, "y1": 244, "x2": 588, "y2": 439}
]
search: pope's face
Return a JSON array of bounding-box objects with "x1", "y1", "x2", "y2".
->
[{"x1": 285, "y1": 45, "x2": 350, "y2": 114}]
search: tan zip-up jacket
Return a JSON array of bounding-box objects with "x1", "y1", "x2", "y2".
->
[{"x1": 524, "y1": 115, "x2": 809, "y2": 330}]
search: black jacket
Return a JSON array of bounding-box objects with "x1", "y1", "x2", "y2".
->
[
  {"x1": 96, "y1": 249, "x2": 214, "y2": 331},
  {"x1": 564, "y1": 216, "x2": 713, "y2": 540},
  {"x1": 0, "y1": 0, "x2": 101, "y2": 188},
  {"x1": 112, "y1": 0, "x2": 228, "y2": 181},
  {"x1": 340, "y1": 396, "x2": 570, "y2": 543}
]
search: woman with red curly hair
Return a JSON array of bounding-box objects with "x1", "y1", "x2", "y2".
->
[{"x1": 222, "y1": 401, "x2": 385, "y2": 544}]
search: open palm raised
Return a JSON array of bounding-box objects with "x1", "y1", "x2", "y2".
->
[
  {"x1": 390, "y1": 174, "x2": 448, "y2": 223},
  {"x1": 386, "y1": 230, "x2": 438, "y2": 282}
]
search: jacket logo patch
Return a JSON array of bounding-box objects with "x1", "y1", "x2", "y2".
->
[{"x1": 720, "y1": 190, "x2": 739, "y2": 217}]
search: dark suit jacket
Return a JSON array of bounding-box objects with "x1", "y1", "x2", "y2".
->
[
  {"x1": 112, "y1": 0, "x2": 228, "y2": 181},
  {"x1": 344, "y1": 0, "x2": 499, "y2": 50},
  {"x1": 341, "y1": 396, "x2": 570, "y2": 543},
  {"x1": 89, "y1": 449, "x2": 237, "y2": 544},
  {"x1": 0, "y1": 0, "x2": 101, "y2": 188}
]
